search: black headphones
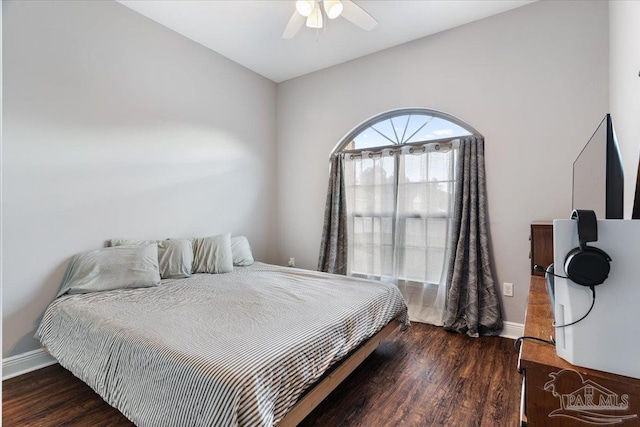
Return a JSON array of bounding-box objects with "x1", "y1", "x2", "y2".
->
[{"x1": 563, "y1": 209, "x2": 611, "y2": 287}]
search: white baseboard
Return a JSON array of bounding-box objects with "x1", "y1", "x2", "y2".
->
[
  {"x1": 3, "y1": 348, "x2": 58, "y2": 381},
  {"x1": 500, "y1": 321, "x2": 524, "y2": 340}
]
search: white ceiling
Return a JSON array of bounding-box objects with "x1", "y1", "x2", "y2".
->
[{"x1": 117, "y1": 0, "x2": 535, "y2": 83}]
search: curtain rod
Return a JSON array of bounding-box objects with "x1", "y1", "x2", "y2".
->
[
  {"x1": 343, "y1": 138, "x2": 459, "y2": 160},
  {"x1": 338, "y1": 135, "x2": 478, "y2": 157}
]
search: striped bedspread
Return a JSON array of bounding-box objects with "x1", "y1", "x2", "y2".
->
[{"x1": 36, "y1": 263, "x2": 409, "y2": 427}]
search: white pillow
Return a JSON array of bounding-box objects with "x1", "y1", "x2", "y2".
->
[
  {"x1": 110, "y1": 238, "x2": 193, "y2": 279},
  {"x1": 231, "y1": 236, "x2": 254, "y2": 266},
  {"x1": 192, "y1": 234, "x2": 233, "y2": 274},
  {"x1": 57, "y1": 244, "x2": 161, "y2": 296}
]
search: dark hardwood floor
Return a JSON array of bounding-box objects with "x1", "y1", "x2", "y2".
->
[{"x1": 2, "y1": 324, "x2": 522, "y2": 426}]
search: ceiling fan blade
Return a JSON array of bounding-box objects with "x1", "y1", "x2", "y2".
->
[
  {"x1": 282, "y1": 11, "x2": 305, "y2": 39},
  {"x1": 341, "y1": 0, "x2": 378, "y2": 31}
]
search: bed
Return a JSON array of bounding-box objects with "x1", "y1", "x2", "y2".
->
[{"x1": 36, "y1": 262, "x2": 409, "y2": 427}]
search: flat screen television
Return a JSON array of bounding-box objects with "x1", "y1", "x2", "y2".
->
[
  {"x1": 633, "y1": 155, "x2": 640, "y2": 219},
  {"x1": 572, "y1": 114, "x2": 624, "y2": 219}
]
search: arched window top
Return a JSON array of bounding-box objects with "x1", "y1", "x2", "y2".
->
[{"x1": 333, "y1": 108, "x2": 481, "y2": 154}]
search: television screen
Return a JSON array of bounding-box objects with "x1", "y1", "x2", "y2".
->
[
  {"x1": 572, "y1": 114, "x2": 623, "y2": 219},
  {"x1": 633, "y1": 158, "x2": 640, "y2": 219}
]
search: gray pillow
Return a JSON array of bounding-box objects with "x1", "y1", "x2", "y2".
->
[
  {"x1": 158, "y1": 239, "x2": 193, "y2": 278},
  {"x1": 110, "y1": 238, "x2": 193, "y2": 279},
  {"x1": 109, "y1": 238, "x2": 156, "y2": 247},
  {"x1": 57, "y1": 244, "x2": 161, "y2": 296},
  {"x1": 231, "y1": 236, "x2": 254, "y2": 266},
  {"x1": 192, "y1": 233, "x2": 233, "y2": 274}
]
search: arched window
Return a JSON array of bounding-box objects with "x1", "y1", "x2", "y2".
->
[
  {"x1": 334, "y1": 108, "x2": 480, "y2": 325},
  {"x1": 333, "y1": 108, "x2": 479, "y2": 154}
]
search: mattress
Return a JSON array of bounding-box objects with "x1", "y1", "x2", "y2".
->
[{"x1": 36, "y1": 262, "x2": 409, "y2": 427}]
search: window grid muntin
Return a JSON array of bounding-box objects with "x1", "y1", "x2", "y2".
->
[
  {"x1": 346, "y1": 147, "x2": 457, "y2": 284},
  {"x1": 350, "y1": 113, "x2": 470, "y2": 151},
  {"x1": 341, "y1": 108, "x2": 472, "y2": 284}
]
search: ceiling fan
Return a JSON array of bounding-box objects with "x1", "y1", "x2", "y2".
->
[{"x1": 283, "y1": 0, "x2": 378, "y2": 39}]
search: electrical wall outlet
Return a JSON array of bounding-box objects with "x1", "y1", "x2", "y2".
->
[
  {"x1": 288, "y1": 257, "x2": 295, "y2": 267},
  {"x1": 503, "y1": 282, "x2": 514, "y2": 297}
]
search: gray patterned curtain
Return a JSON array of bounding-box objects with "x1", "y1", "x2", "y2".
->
[
  {"x1": 443, "y1": 137, "x2": 503, "y2": 337},
  {"x1": 318, "y1": 153, "x2": 347, "y2": 274}
]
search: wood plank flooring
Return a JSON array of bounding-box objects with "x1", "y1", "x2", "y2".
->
[{"x1": 2, "y1": 324, "x2": 522, "y2": 426}]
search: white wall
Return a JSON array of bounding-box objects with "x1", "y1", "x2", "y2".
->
[
  {"x1": 610, "y1": 0, "x2": 640, "y2": 217},
  {"x1": 276, "y1": 0, "x2": 609, "y2": 324},
  {"x1": 2, "y1": 1, "x2": 277, "y2": 358}
]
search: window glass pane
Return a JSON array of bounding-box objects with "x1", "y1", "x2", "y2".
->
[
  {"x1": 380, "y1": 216, "x2": 394, "y2": 243},
  {"x1": 353, "y1": 156, "x2": 395, "y2": 185},
  {"x1": 427, "y1": 151, "x2": 454, "y2": 182},
  {"x1": 425, "y1": 248, "x2": 445, "y2": 283},
  {"x1": 399, "y1": 182, "x2": 424, "y2": 213},
  {"x1": 402, "y1": 115, "x2": 429, "y2": 143},
  {"x1": 351, "y1": 131, "x2": 390, "y2": 150},
  {"x1": 406, "y1": 117, "x2": 471, "y2": 143},
  {"x1": 399, "y1": 247, "x2": 426, "y2": 281},
  {"x1": 352, "y1": 217, "x2": 366, "y2": 245},
  {"x1": 352, "y1": 246, "x2": 366, "y2": 273},
  {"x1": 403, "y1": 217, "x2": 426, "y2": 247},
  {"x1": 351, "y1": 156, "x2": 395, "y2": 214},
  {"x1": 390, "y1": 117, "x2": 408, "y2": 143},
  {"x1": 429, "y1": 182, "x2": 452, "y2": 215},
  {"x1": 426, "y1": 218, "x2": 449, "y2": 248},
  {"x1": 350, "y1": 216, "x2": 393, "y2": 277},
  {"x1": 353, "y1": 185, "x2": 395, "y2": 214},
  {"x1": 403, "y1": 154, "x2": 425, "y2": 183},
  {"x1": 399, "y1": 217, "x2": 450, "y2": 249},
  {"x1": 395, "y1": 246, "x2": 446, "y2": 284},
  {"x1": 398, "y1": 182, "x2": 452, "y2": 215},
  {"x1": 370, "y1": 119, "x2": 398, "y2": 145},
  {"x1": 395, "y1": 217, "x2": 448, "y2": 283},
  {"x1": 401, "y1": 149, "x2": 453, "y2": 184}
]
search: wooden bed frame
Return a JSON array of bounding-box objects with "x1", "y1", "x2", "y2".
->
[{"x1": 278, "y1": 319, "x2": 401, "y2": 427}]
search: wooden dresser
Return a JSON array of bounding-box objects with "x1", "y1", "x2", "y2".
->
[
  {"x1": 530, "y1": 221, "x2": 553, "y2": 276},
  {"x1": 518, "y1": 277, "x2": 640, "y2": 426}
]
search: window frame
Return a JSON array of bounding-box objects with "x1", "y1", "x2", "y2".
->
[
  {"x1": 337, "y1": 108, "x2": 481, "y2": 283},
  {"x1": 330, "y1": 108, "x2": 482, "y2": 157}
]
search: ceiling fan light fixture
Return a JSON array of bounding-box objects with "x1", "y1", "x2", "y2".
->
[
  {"x1": 295, "y1": 0, "x2": 315, "y2": 17},
  {"x1": 283, "y1": 0, "x2": 376, "y2": 39},
  {"x1": 306, "y1": 4, "x2": 323, "y2": 29},
  {"x1": 323, "y1": 0, "x2": 343, "y2": 19}
]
